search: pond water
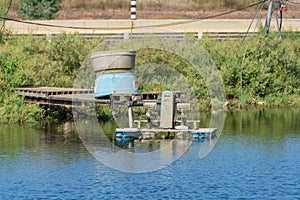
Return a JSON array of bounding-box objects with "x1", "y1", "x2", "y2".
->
[{"x1": 0, "y1": 108, "x2": 299, "y2": 199}]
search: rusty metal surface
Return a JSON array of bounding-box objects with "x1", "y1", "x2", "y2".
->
[
  {"x1": 91, "y1": 51, "x2": 136, "y2": 74},
  {"x1": 13, "y1": 87, "x2": 188, "y2": 107},
  {"x1": 13, "y1": 87, "x2": 92, "y2": 97}
]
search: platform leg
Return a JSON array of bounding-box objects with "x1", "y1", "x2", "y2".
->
[
  {"x1": 167, "y1": 131, "x2": 170, "y2": 139},
  {"x1": 128, "y1": 107, "x2": 133, "y2": 128}
]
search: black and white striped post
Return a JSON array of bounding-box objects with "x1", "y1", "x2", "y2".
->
[{"x1": 130, "y1": 0, "x2": 136, "y2": 20}]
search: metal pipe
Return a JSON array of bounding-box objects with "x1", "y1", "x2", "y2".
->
[
  {"x1": 265, "y1": 0, "x2": 274, "y2": 35},
  {"x1": 128, "y1": 107, "x2": 133, "y2": 128}
]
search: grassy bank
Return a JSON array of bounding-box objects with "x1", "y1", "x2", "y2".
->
[
  {"x1": 0, "y1": 33, "x2": 103, "y2": 124},
  {"x1": 205, "y1": 31, "x2": 300, "y2": 110},
  {"x1": 0, "y1": 31, "x2": 299, "y2": 124}
]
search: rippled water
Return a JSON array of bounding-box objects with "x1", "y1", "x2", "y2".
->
[{"x1": 0, "y1": 108, "x2": 299, "y2": 199}]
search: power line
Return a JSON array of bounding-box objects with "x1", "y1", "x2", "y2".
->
[
  {"x1": 242, "y1": 0, "x2": 266, "y2": 43},
  {"x1": 1, "y1": 0, "x2": 13, "y2": 29},
  {"x1": 240, "y1": 0, "x2": 266, "y2": 110},
  {"x1": 136, "y1": 0, "x2": 266, "y2": 30},
  {"x1": 1, "y1": 0, "x2": 266, "y2": 31}
]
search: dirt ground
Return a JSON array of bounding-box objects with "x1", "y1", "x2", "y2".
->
[
  {"x1": 7, "y1": 2, "x2": 300, "y2": 20},
  {"x1": 57, "y1": 9, "x2": 300, "y2": 20}
]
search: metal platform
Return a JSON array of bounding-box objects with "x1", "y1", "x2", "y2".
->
[
  {"x1": 13, "y1": 87, "x2": 185, "y2": 106},
  {"x1": 115, "y1": 127, "x2": 218, "y2": 140},
  {"x1": 14, "y1": 87, "x2": 218, "y2": 140},
  {"x1": 12, "y1": 87, "x2": 110, "y2": 106}
]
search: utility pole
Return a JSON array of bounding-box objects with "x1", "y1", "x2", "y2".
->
[
  {"x1": 131, "y1": 0, "x2": 137, "y2": 20},
  {"x1": 130, "y1": 0, "x2": 136, "y2": 38}
]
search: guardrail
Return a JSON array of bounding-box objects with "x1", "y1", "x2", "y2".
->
[
  {"x1": 6, "y1": 19, "x2": 300, "y2": 33},
  {"x1": 11, "y1": 31, "x2": 257, "y2": 41},
  {"x1": 5, "y1": 19, "x2": 299, "y2": 40}
]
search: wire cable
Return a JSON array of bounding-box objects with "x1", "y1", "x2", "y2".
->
[
  {"x1": 275, "y1": 5, "x2": 283, "y2": 39},
  {"x1": 242, "y1": 0, "x2": 266, "y2": 43},
  {"x1": 0, "y1": 0, "x2": 13, "y2": 30},
  {"x1": 239, "y1": 1, "x2": 266, "y2": 110},
  {"x1": 1, "y1": 0, "x2": 266, "y2": 31}
]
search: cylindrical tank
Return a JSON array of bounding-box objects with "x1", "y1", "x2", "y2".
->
[{"x1": 91, "y1": 51, "x2": 138, "y2": 98}]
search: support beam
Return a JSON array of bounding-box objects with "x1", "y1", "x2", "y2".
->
[{"x1": 128, "y1": 107, "x2": 133, "y2": 128}]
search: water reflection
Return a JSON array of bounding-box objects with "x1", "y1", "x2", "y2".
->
[
  {"x1": 75, "y1": 117, "x2": 193, "y2": 173},
  {"x1": 0, "y1": 108, "x2": 299, "y2": 199},
  {"x1": 1, "y1": 108, "x2": 298, "y2": 157},
  {"x1": 0, "y1": 123, "x2": 86, "y2": 171},
  {"x1": 222, "y1": 108, "x2": 300, "y2": 142},
  {"x1": 0, "y1": 125, "x2": 41, "y2": 151}
]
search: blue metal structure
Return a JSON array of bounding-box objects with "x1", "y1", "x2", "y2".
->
[
  {"x1": 91, "y1": 51, "x2": 138, "y2": 98},
  {"x1": 94, "y1": 72, "x2": 138, "y2": 97}
]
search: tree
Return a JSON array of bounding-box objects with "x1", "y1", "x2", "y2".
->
[{"x1": 18, "y1": 0, "x2": 62, "y2": 20}]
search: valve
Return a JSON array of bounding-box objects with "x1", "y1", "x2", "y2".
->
[{"x1": 280, "y1": 4, "x2": 287, "y2": 12}]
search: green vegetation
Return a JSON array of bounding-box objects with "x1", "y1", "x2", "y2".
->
[
  {"x1": 0, "y1": 30, "x2": 299, "y2": 124},
  {"x1": 0, "y1": 33, "x2": 102, "y2": 124},
  {"x1": 18, "y1": 0, "x2": 62, "y2": 19},
  {"x1": 0, "y1": 0, "x2": 12, "y2": 43},
  {"x1": 0, "y1": 91, "x2": 43, "y2": 123},
  {"x1": 201, "y1": 31, "x2": 300, "y2": 109}
]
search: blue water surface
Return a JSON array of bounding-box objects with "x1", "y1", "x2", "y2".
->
[{"x1": 0, "y1": 109, "x2": 299, "y2": 199}]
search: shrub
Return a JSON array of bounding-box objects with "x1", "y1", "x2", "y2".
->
[
  {"x1": 18, "y1": 0, "x2": 62, "y2": 19},
  {"x1": 0, "y1": 0, "x2": 13, "y2": 43},
  {"x1": 0, "y1": 33, "x2": 102, "y2": 124},
  {"x1": 47, "y1": 33, "x2": 92, "y2": 75},
  {"x1": 0, "y1": 91, "x2": 43, "y2": 124}
]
